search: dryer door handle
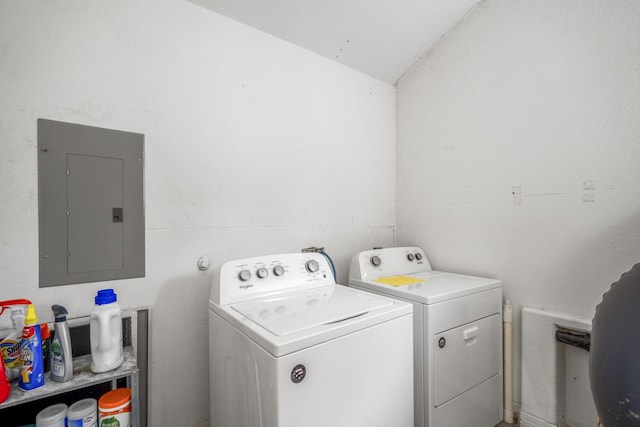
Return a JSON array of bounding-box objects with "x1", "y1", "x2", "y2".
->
[{"x1": 463, "y1": 325, "x2": 479, "y2": 340}]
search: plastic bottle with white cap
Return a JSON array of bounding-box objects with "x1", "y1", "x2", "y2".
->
[{"x1": 89, "y1": 289, "x2": 123, "y2": 373}]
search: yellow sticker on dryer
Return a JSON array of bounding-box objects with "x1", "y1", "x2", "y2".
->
[{"x1": 374, "y1": 275, "x2": 423, "y2": 286}]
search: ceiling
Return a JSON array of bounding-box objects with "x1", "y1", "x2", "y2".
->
[{"x1": 187, "y1": 0, "x2": 482, "y2": 84}]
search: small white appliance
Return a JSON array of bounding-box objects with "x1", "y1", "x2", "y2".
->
[
  {"x1": 349, "y1": 247, "x2": 503, "y2": 427},
  {"x1": 209, "y1": 252, "x2": 414, "y2": 427}
]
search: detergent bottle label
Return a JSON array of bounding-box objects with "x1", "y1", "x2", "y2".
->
[
  {"x1": 50, "y1": 339, "x2": 65, "y2": 377},
  {"x1": 0, "y1": 339, "x2": 22, "y2": 369},
  {"x1": 21, "y1": 325, "x2": 37, "y2": 360},
  {"x1": 101, "y1": 417, "x2": 120, "y2": 427}
]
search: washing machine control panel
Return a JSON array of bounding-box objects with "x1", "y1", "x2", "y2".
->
[
  {"x1": 350, "y1": 246, "x2": 432, "y2": 281},
  {"x1": 213, "y1": 253, "x2": 335, "y2": 305}
]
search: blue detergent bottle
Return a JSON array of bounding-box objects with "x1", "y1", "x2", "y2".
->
[{"x1": 18, "y1": 304, "x2": 45, "y2": 390}]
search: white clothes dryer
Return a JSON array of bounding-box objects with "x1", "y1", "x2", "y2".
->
[
  {"x1": 209, "y1": 252, "x2": 414, "y2": 427},
  {"x1": 349, "y1": 247, "x2": 503, "y2": 427}
]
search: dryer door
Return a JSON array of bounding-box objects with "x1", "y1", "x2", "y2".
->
[{"x1": 433, "y1": 313, "x2": 501, "y2": 406}]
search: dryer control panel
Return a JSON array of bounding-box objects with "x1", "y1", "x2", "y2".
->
[
  {"x1": 349, "y1": 246, "x2": 432, "y2": 282},
  {"x1": 212, "y1": 253, "x2": 334, "y2": 305}
]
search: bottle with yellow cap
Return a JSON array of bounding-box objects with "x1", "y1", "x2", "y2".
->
[{"x1": 18, "y1": 304, "x2": 45, "y2": 390}]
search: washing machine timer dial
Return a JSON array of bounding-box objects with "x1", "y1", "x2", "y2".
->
[
  {"x1": 305, "y1": 259, "x2": 320, "y2": 273},
  {"x1": 407, "y1": 253, "x2": 415, "y2": 261},
  {"x1": 256, "y1": 267, "x2": 269, "y2": 279},
  {"x1": 370, "y1": 255, "x2": 382, "y2": 267},
  {"x1": 238, "y1": 270, "x2": 251, "y2": 281},
  {"x1": 273, "y1": 265, "x2": 285, "y2": 276}
]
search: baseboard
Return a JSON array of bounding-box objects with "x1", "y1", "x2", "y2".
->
[{"x1": 519, "y1": 411, "x2": 556, "y2": 427}]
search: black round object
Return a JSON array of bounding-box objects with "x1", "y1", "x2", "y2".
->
[
  {"x1": 590, "y1": 263, "x2": 640, "y2": 426},
  {"x1": 291, "y1": 364, "x2": 306, "y2": 384}
]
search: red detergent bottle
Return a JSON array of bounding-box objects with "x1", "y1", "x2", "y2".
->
[{"x1": 0, "y1": 352, "x2": 9, "y2": 403}]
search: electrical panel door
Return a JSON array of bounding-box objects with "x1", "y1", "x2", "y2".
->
[{"x1": 38, "y1": 119, "x2": 144, "y2": 287}]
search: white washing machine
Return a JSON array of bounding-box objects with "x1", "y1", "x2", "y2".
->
[
  {"x1": 209, "y1": 252, "x2": 414, "y2": 427},
  {"x1": 349, "y1": 247, "x2": 503, "y2": 427}
]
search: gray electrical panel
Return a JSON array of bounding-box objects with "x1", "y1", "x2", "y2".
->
[{"x1": 38, "y1": 119, "x2": 145, "y2": 287}]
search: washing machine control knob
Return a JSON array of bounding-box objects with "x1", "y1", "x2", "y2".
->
[
  {"x1": 273, "y1": 265, "x2": 285, "y2": 276},
  {"x1": 238, "y1": 270, "x2": 251, "y2": 281},
  {"x1": 370, "y1": 255, "x2": 382, "y2": 267},
  {"x1": 407, "y1": 253, "x2": 415, "y2": 261},
  {"x1": 257, "y1": 267, "x2": 268, "y2": 279},
  {"x1": 305, "y1": 260, "x2": 320, "y2": 273},
  {"x1": 415, "y1": 253, "x2": 423, "y2": 261}
]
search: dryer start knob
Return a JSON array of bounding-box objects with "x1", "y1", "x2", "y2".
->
[{"x1": 371, "y1": 255, "x2": 382, "y2": 267}]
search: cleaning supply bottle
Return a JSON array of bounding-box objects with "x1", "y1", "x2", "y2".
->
[
  {"x1": 19, "y1": 304, "x2": 45, "y2": 390},
  {"x1": 0, "y1": 299, "x2": 31, "y2": 381},
  {"x1": 50, "y1": 305, "x2": 73, "y2": 382},
  {"x1": 40, "y1": 323, "x2": 51, "y2": 373},
  {"x1": 90, "y1": 289, "x2": 123, "y2": 373},
  {"x1": 0, "y1": 353, "x2": 9, "y2": 403}
]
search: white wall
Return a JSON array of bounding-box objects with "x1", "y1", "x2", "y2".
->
[
  {"x1": 6, "y1": 0, "x2": 638, "y2": 424},
  {"x1": 0, "y1": 1, "x2": 396, "y2": 425},
  {"x1": 396, "y1": 0, "x2": 640, "y2": 419}
]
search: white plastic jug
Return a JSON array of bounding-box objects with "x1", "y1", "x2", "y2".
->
[{"x1": 90, "y1": 289, "x2": 123, "y2": 373}]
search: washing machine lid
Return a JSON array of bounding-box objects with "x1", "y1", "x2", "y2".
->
[
  {"x1": 349, "y1": 271, "x2": 501, "y2": 305},
  {"x1": 210, "y1": 284, "x2": 412, "y2": 357},
  {"x1": 231, "y1": 284, "x2": 392, "y2": 336}
]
